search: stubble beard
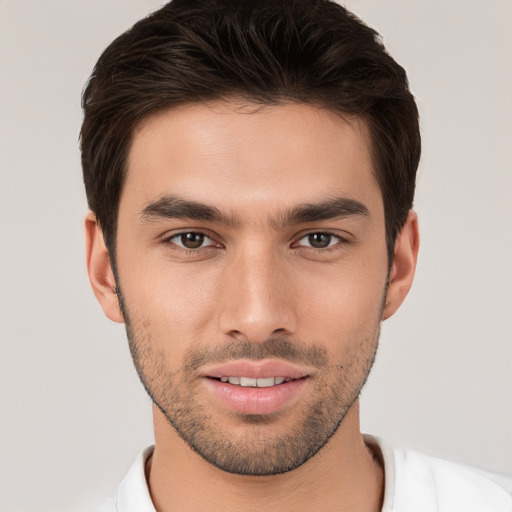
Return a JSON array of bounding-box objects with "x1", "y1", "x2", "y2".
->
[{"x1": 116, "y1": 285, "x2": 382, "y2": 476}]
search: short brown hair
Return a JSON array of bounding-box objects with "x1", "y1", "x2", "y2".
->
[{"x1": 80, "y1": 0, "x2": 420, "y2": 263}]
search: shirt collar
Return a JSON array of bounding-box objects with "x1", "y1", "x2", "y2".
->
[{"x1": 114, "y1": 437, "x2": 395, "y2": 511}]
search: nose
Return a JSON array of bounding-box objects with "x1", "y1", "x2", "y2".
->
[{"x1": 217, "y1": 244, "x2": 298, "y2": 343}]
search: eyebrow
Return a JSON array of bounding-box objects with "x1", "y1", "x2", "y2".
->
[
  {"x1": 140, "y1": 195, "x2": 241, "y2": 228},
  {"x1": 140, "y1": 194, "x2": 370, "y2": 228},
  {"x1": 274, "y1": 197, "x2": 370, "y2": 228}
]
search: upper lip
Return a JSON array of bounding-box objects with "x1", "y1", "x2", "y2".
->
[{"x1": 201, "y1": 359, "x2": 310, "y2": 380}]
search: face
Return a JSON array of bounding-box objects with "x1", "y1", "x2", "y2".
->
[{"x1": 103, "y1": 101, "x2": 395, "y2": 475}]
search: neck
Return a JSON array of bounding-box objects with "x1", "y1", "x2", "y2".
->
[{"x1": 147, "y1": 401, "x2": 384, "y2": 512}]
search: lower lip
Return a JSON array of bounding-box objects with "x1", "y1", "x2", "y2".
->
[{"x1": 204, "y1": 378, "x2": 308, "y2": 415}]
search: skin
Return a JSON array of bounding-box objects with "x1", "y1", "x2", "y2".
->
[{"x1": 86, "y1": 101, "x2": 419, "y2": 512}]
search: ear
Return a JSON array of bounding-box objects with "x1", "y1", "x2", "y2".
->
[
  {"x1": 382, "y1": 211, "x2": 420, "y2": 320},
  {"x1": 85, "y1": 211, "x2": 124, "y2": 323}
]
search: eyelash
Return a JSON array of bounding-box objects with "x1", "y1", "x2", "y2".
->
[{"x1": 162, "y1": 230, "x2": 350, "y2": 254}]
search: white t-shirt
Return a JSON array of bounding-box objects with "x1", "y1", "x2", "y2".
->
[{"x1": 100, "y1": 436, "x2": 512, "y2": 511}]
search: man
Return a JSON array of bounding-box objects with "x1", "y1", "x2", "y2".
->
[{"x1": 80, "y1": 0, "x2": 512, "y2": 510}]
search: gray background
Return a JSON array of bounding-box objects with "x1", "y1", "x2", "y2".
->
[{"x1": 0, "y1": 1, "x2": 511, "y2": 511}]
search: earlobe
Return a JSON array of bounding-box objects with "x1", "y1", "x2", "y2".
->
[
  {"x1": 382, "y1": 211, "x2": 420, "y2": 320},
  {"x1": 85, "y1": 212, "x2": 125, "y2": 323}
]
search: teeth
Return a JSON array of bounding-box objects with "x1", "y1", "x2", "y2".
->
[
  {"x1": 240, "y1": 377, "x2": 257, "y2": 387},
  {"x1": 220, "y1": 377, "x2": 288, "y2": 387},
  {"x1": 256, "y1": 377, "x2": 275, "y2": 388}
]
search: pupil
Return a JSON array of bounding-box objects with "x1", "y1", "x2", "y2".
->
[
  {"x1": 182, "y1": 233, "x2": 204, "y2": 249},
  {"x1": 309, "y1": 233, "x2": 331, "y2": 248}
]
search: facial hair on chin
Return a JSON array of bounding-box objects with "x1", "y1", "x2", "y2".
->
[{"x1": 115, "y1": 283, "x2": 383, "y2": 476}]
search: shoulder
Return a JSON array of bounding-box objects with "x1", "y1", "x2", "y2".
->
[{"x1": 377, "y1": 437, "x2": 512, "y2": 512}]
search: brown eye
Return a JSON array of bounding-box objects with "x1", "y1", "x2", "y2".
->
[
  {"x1": 296, "y1": 232, "x2": 343, "y2": 250},
  {"x1": 168, "y1": 232, "x2": 215, "y2": 250},
  {"x1": 181, "y1": 232, "x2": 205, "y2": 249},
  {"x1": 307, "y1": 233, "x2": 332, "y2": 248}
]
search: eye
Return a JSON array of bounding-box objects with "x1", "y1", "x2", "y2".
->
[
  {"x1": 296, "y1": 232, "x2": 342, "y2": 249},
  {"x1": 167, "y1": 232, "x2": 217, "y2": 250}
]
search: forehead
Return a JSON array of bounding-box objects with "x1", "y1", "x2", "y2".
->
[{"x1": 122, "y1": 101, "x2": 381, "y2": 219}]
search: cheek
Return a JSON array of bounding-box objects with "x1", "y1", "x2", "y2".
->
[
  {"x1": 293, "y1": 257, "x2": 387, "y2": 342},
  {"x1": 118, "y1": 255, "x2": 222, "y2": 355}
]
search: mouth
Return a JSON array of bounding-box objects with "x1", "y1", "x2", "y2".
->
[
  {"x1": 202, "y1": 358, "x2": 309, "y2": 380},
  {"x1": 202, "y1": 360, "x2": 310, "y2": 415},
  {"x1": 211, "y1": 376, "x2": 295, "y2": 387}
]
